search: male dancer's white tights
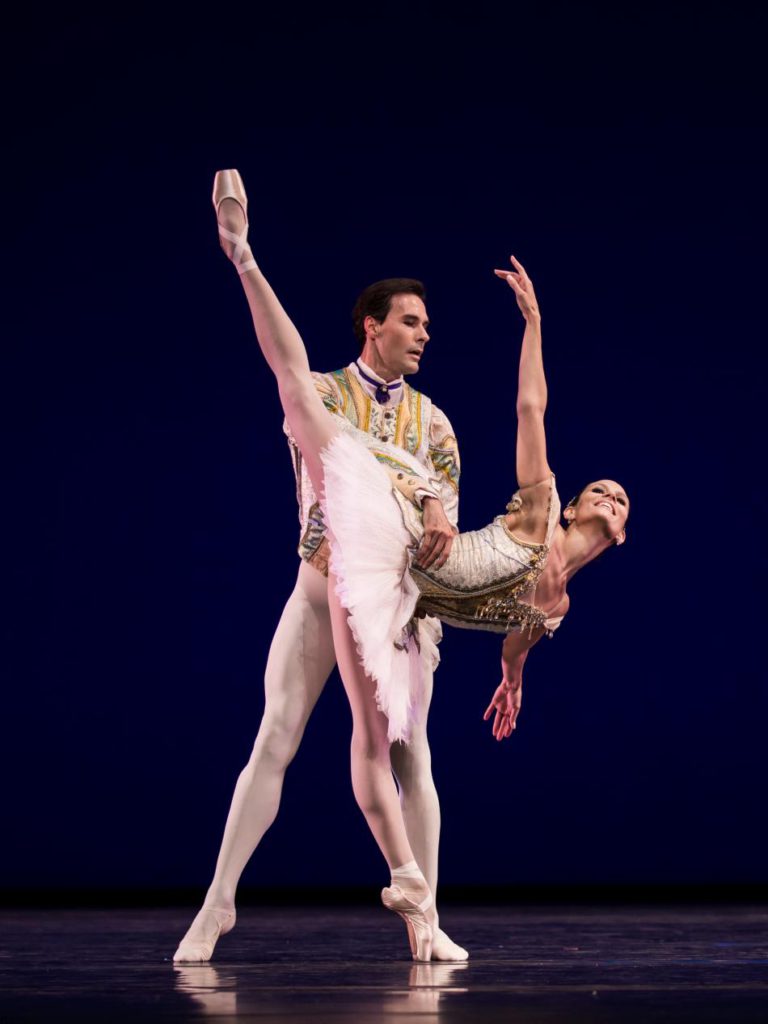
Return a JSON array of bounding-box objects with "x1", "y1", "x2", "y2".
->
[{"x1": 179, "y1": 559, "x2": 465, "y2": 960}]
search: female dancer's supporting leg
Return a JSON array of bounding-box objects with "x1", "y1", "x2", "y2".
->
[
  {"x1": 188, "y1": 174, "x2": 434, "y2": 959},
  {"x1": 327, "y1": 569, "x2": 433, "y2": 959}
]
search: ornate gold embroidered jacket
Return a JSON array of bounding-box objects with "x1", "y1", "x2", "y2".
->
[{"x1": 284, "y1": 364, "x2": 460, "y2": 576}]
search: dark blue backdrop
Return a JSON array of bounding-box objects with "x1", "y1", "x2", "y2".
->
[{"x1": 5, "y1": 3, "x2": 766, "y2": 892}]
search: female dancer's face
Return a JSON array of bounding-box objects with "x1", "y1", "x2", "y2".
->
[
  {"x1": 366, "y1": 294, "x2": 430, "y2": 378},
  {"x1": 569, "y1": 480, "x2": 629, "y2": 545}
]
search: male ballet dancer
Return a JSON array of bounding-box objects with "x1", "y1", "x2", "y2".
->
[{"x1": 174, "y1": 267, "x2": 466, "y2": 962}]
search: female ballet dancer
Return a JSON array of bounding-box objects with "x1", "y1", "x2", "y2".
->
[{"x1": 177, "y1": 168, "x2": 629, "y2": 963}]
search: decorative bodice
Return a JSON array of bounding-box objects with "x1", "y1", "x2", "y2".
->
[{"x1": 394, "y1": 477, "x2": 563, "y2": 636}]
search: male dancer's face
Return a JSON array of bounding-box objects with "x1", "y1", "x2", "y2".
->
[{"x1": 363, "y1": 294, "x2": 430, "y2": 381}]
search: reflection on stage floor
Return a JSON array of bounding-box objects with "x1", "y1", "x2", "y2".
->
[{"x1": 1, "y1": 905, "x2": 767, "y2": 1022}]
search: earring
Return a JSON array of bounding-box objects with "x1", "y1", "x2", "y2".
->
[{"x1": 506, "y1": 493, "x2": 522, "y2": 513}]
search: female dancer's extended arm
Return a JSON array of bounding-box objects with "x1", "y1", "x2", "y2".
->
[
  {"x1": 483, "y1": 257, "x2": 552, "y2": 740},
  {"x1": 483, "y1": 629, "x2": 544, "y2": 740},
  {"x1": 494, "y1": 255, "x2": 551, "y2": 488}
]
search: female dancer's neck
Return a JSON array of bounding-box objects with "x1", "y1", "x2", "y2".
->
[{"x1": 557, "y1": 526, "x2": 612, "y2": 579}]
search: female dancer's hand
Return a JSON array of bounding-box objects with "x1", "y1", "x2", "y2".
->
[
  {"x1": 483, "y1": 678, "x2": 523, "y2": 741},
  {"x1": 494, "y1": 255, "x2": 540, "y2": 322}
]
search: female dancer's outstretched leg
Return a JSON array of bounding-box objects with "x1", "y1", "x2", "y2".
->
[{"x1": 192, "y1": 171, "x2": 434, "y2": 960}]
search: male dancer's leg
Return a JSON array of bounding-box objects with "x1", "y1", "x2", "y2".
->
[
  {"x1": 207, "y1": 559, "x2": 335, "y2": 905},
  {"x1": 173, "y1": 560, "x2": 335, "y2": 960}
]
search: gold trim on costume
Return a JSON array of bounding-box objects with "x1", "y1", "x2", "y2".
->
[{"x1": 496, "y1": 516, "x2": 548, "y2": 550}]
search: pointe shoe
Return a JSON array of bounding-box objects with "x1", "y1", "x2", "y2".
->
[
  {"x1": 173, "y1": 905, "x2": 236, "y2": 963},
  {"x1": 211, "y1": 169, "x2": 257, "y2": 276},
  {"x1": 431, "y1": 927, "x2": 469, "y2": 962},
  {"x1": 381, "y1": 884, "x2": 434, "y2": 962}
]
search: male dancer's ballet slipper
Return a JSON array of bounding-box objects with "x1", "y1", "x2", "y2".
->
[
  {"x1": 211, "y1": 169, "x2": 257, "y2": 276},
  {"x1": 173, "y1": 905, "x2": 236, "y2": 963},
  {"x1": 381, "y1": 884, "x2": 434, "y2": 962}
]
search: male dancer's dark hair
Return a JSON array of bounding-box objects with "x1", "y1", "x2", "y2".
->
[{"x1": 351, "y1": 278, "x2": 426, "y2": 348}]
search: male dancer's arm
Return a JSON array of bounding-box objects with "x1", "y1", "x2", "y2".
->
[
  {"x1": 414, "y1": 404, "x2": 460, "y2": 570},
  {"x1": 386, "y1": 469, "x2": 441, "y2": 508}
]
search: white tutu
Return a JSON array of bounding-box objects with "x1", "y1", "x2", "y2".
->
[{"x1": 320, "y1": 429, "x2": 439, "y2": 744}]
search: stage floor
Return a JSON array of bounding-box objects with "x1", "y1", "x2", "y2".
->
[{"x1": 2, "y1": 905, "x2": 766, "y2": 1022}]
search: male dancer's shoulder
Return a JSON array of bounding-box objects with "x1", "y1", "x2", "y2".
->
[
  {"x1": 428, "y1": 401, "x2": 460, "y2": 466},
  {"x1": 283, "y1": 367, "x2": 359, "y2": 442},
  {"x1": 310, "y1": 369, "x2": 345, "y2": 414},
  {"x1": 313, "y1": 366, "x2": 371, "y2": 428}
]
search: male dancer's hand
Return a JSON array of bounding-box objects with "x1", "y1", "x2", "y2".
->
[
  {"x1": 483, "y1": 678, "x2": 523, "y2": 741},
  {"x1": 415, "y1": 497, "x2": 456, "y2": 570}
]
